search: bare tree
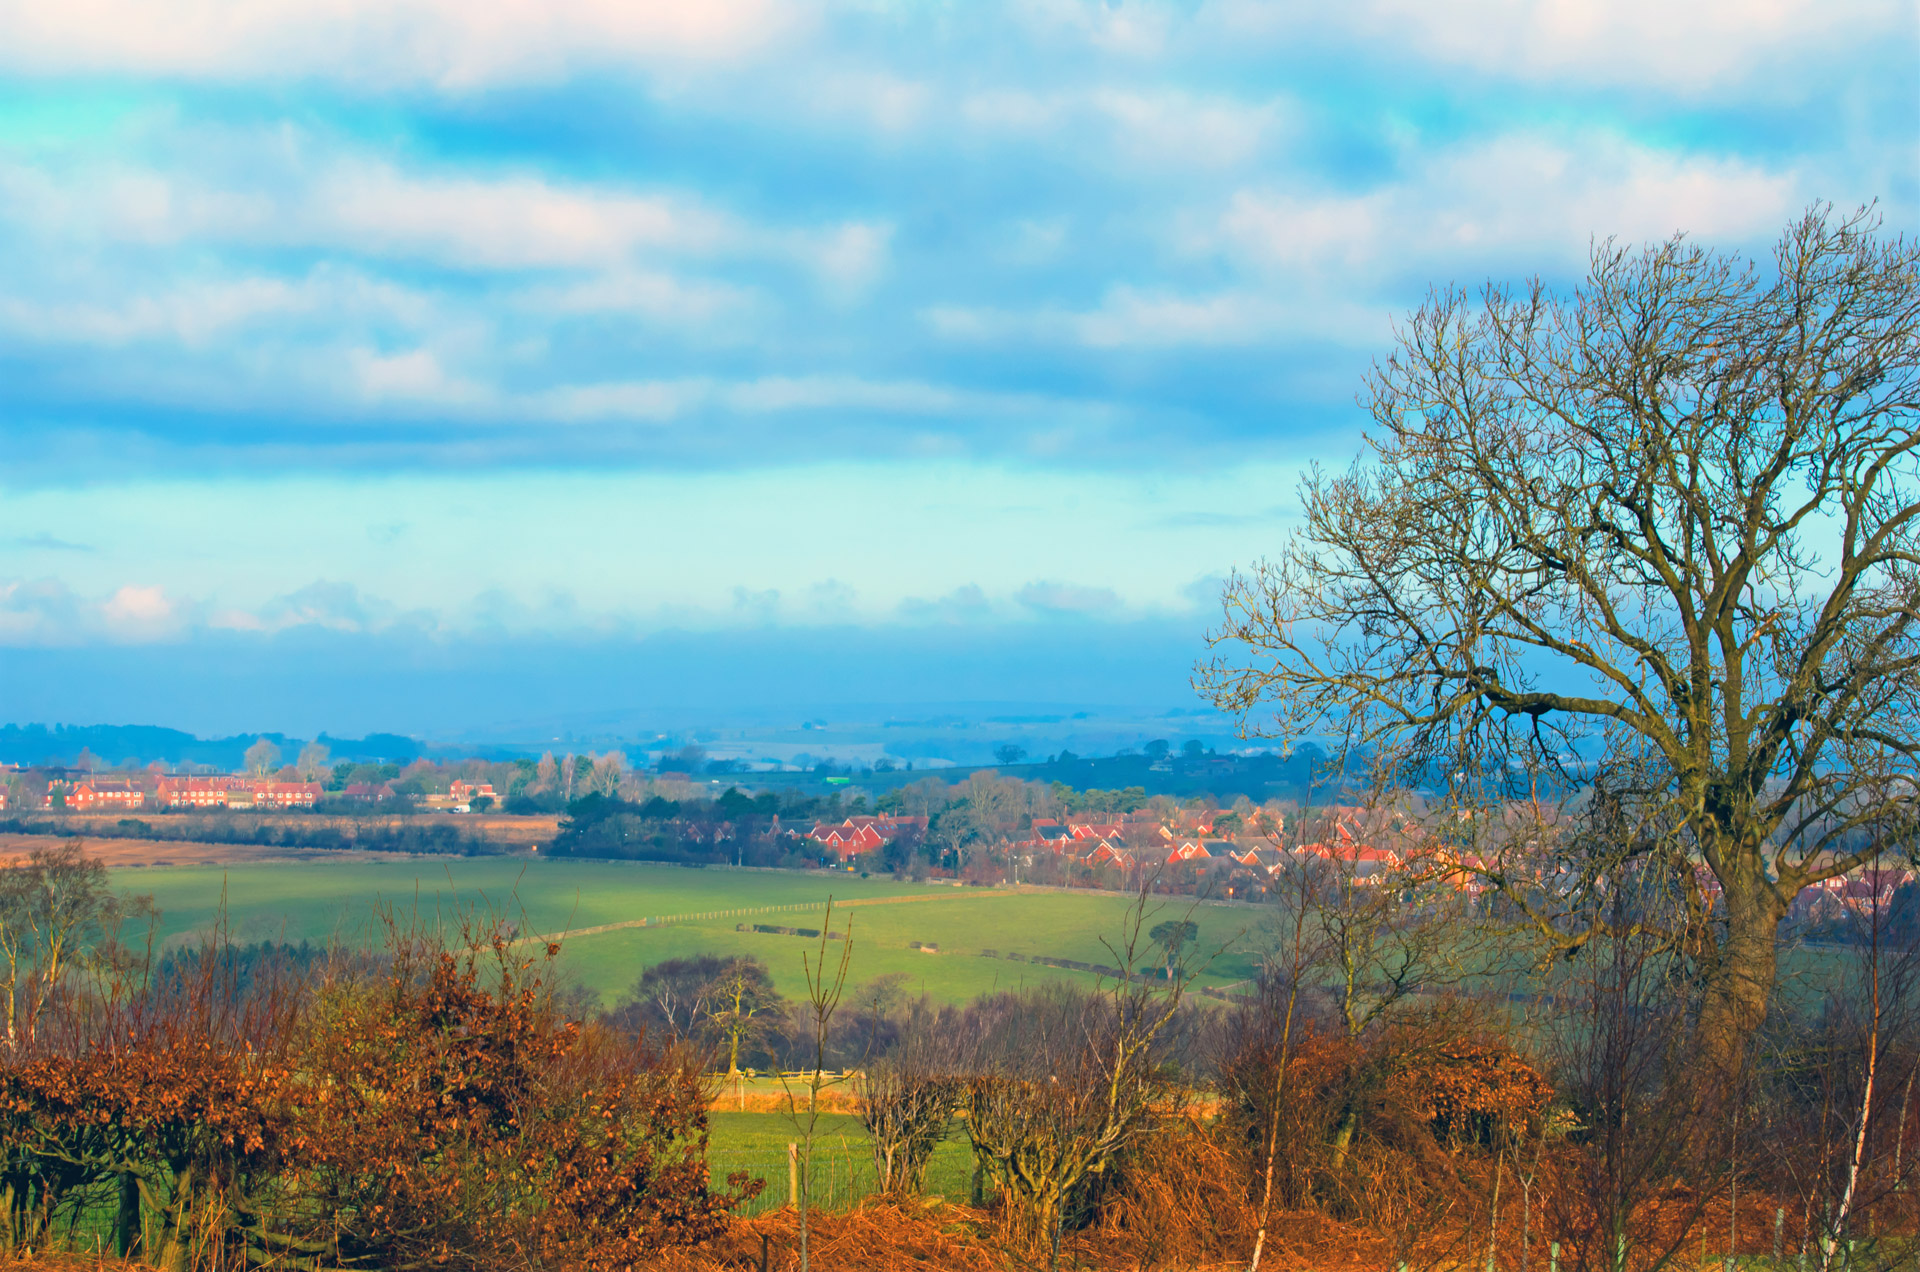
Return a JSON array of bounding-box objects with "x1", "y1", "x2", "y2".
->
[
  {"x1": 855, "y1": 1002, "x2": 955, "y2": 1198},
  {"x1": 0, "y1": 842, "x2": 124, "y2": 1046},
  {"x1": 295, "y1": 742, "x2": 330, "y2": 782},
  {"x1": 243, "y1": 738, "x2": 281, "y2": 777},
  {"x1": 1238, "y1": 851, "x2": 1334, "y2": 1272},
  {"x1": 705, "y1": 957, "x2": 778, "y2": 1078},
  {"x1": 962, "y1": 887, "x2": 1198, "y2": 1269},
  {"x1": 779, "y1": 902, "x2": 853, "y2": 1272},
  {"x1": 1202, "y1": 206, "x2": 1920, "y2": 1082},
  {"x1": 1548, "y1": 864, "x2": 1719, "y2": 1272}
]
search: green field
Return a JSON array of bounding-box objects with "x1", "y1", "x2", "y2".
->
[
  {"x1": 706, "y1": 1111, "x2": 974, "y2": 1215},
  {"x1": 118, "y1": 858, "x2": 1267, "y2": 1006}
]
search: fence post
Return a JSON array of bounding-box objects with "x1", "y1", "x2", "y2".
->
[
  {"x1": 1774, "y1": 1209, "x2": 1784, "y2": 1263},
  {"x1": 1549, "y1": 1242, "x2": 1559, "y2": 1272},
  {"x1": 788, "y1": 1142, "x2": 799, "y2": 1209}
]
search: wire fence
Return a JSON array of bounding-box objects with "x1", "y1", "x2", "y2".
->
[
  {"x1": 709, "y1": 1146, "x2": 879, "y2": 1218},
  {"x1": 709, "y1": 1140, "x2": 976, "y2": 1217}
]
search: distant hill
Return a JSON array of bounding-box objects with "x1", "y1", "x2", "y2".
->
[{"x1": 0, "y1": 724, "x2": 426, "y2": 769}]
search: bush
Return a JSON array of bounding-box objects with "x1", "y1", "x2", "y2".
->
[{"x1": 0, "y1": 910, "x2": 756, "y2": 1269}]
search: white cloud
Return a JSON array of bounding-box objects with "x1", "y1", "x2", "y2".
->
[
  {"x1": 809, "y1": 222, "x2": 893, "y2": 297},
  {"x1": 925, "y1": 285, "x2": 1387, "y2": 350},
  {"x1": 1017, "y1": 580, "x2": 1122, "y2": 615},
  {"x1": 921, "y1": 133, "x2": 1800, "y2": 355},
  {"x1": 0, "y1": 0, "x2": 798, "y2": 87},
  {"x1": 0, "y1": 579, "x2": 192, "y2": 644},
  {"x1": 1209, "y1": 0, "x2": 1906, "y2": 95},
  {"x1": 525, "y1": 374, "x2": 1074, "y2": 424},
  {"x1": 101, "y1": 584, "x2": 179, "y2": 632},
  {"x1": 222, "y1": 581, "x2": 434, "y2": 636},
  {"x1": 348, "y1": 347, "x2": 488, "y2": 406},
  {"x1": 1090, "y1": 89, "x2": 1287, "y2": 169},
  {"x1": 1216, "y1": 132, "x2": 1799, "y2": 280},
  {"x1": 957, "y1": 86, "x2": 1290, "y2": 170},
  {"x1": 310, "y1": 162, "x2": 727, "y2": 269},
  {"x1": 897, "y1": 585, "x2": 994, "y2": 625},
  {"x1": 0, "y1": 268, "x2": 436, "y2": 347},
  {"x1": 524, "y1": 270, "x2": 755, "y2": 323},
  {"x1": 0, "y1": 139, "x2": 886, "y2": 288},
  {"x1": 721, "y1": 375, "x2": 958, "y2": 414},
  {"x1": 0, "y1": 579, "x2": 84, "y2": 645}
]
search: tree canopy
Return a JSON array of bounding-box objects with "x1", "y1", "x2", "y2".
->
[{"x1": 1202, "y1": 206, "x2": 1920, "y2": 1078}]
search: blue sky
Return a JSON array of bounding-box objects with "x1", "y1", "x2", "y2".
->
[{"x1": 0, "y1": 0, "x2": 1914, "y2": 738}]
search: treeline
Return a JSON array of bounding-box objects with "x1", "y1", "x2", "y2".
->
[{"x1": 543, "y1": 789, "x2": 866, "y2": 867}]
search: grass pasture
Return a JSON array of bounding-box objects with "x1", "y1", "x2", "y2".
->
[
  {"x1": 117, "y1": 856, "x2": 1268, "y2": 1006},
  {"x1": 706, "y1": 1111, "x2": 975, "y2": 1216}
]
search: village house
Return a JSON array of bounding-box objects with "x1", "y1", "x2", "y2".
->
[
  {"x1": 804, "y1": 814, "x2": 927, "y2": 860},
  {"x1": 1078, "y1": 838, "x2": 1131, "y2": 868},
  {"x1": 1029, "y1": 823, "x2": 1074, "y2": 851},
  {"x1": 48, "y1": 779, "x2": 148, "y2": 811},
  {"x1": 252, "y1": 781, "x2": 322, "y2": 810},
  {"x1": 1806, "y1": 866, "x2": 1914, "y2": 919},
  {"x1": 80, "y1": 780, "x2": 145, "y2": 810},
  {"x1": 1166, "y1": 839, "x2": 1211, "y2": 864},
  {"x1": 155, "y1": 777, "x2": 231, "y2": 809}
]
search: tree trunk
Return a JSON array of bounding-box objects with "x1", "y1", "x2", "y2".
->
[
  {"x1": 1329, "y1": 1106, "x2": 1358, "y2": 1175},
  {"x1": 1692, "y1": 876, "x2": 1783, "y2": 1089},
  {"x1": 115, "y1": 1171, "x2": 142, "y2": 1258}
]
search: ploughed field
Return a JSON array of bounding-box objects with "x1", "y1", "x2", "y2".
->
[{"x1": 118, "y1": 857, "x2": 1266, "y2": 1004}]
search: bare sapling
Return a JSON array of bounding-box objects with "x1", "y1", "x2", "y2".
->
[
  {"x1": 1548, "y1": 852, "x2": 1719, "y2": 1272},
  {"x1": 1245, "y1": 798, "x2": 1333, "y2": 1272},
  {"x1": 777, "y1": 899, "x2": 853, "y2": 1272},
  {"x1": 1824, "y1": 831, "x2": 1912, "y2": 1270}
]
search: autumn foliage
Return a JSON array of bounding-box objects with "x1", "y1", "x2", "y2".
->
[{"x1": 0, "y1": 844, "x2": 753, "y2": 1271}]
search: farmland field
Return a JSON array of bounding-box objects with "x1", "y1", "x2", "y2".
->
[
  {"x1": 706, "y1": 1111, "x2": 975, "y2": 1215},
  {"x1": 115, "y1": 855, "x2": 1269, "y2": 1005}
]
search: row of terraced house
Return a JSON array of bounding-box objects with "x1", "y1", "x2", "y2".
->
[{"x1": 0, "y1": 776, "x2": 325, "y2": 811}]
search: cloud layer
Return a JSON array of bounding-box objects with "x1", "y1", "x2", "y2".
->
[
  {"x1": 0, "y1": 0, "x2": 1906, "y2": 480},
  {"x1": 0, "y1": 0, "x2": 1911, "y2": 727}
]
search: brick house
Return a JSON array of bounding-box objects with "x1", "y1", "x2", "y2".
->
[
  {"x1": 156, "y1": 778, "x2": 230, "y2": 809},
  {"x1": 1080, "y1": 838, "x2": 1133, "y2": 868},
  {"x1": 252, "y1": 782, "x2": 322, "y2": 809},
  {"x1": 805, "y1": 814, "x2": 927, "y2": 860},
  {"x1": 55, "y1": 780, "x2": 148, "y2": 810}
]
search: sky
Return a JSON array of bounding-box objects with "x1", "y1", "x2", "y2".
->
[{"x1": 0, "y1": 0, "x2": 1915, "y2": 739}]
